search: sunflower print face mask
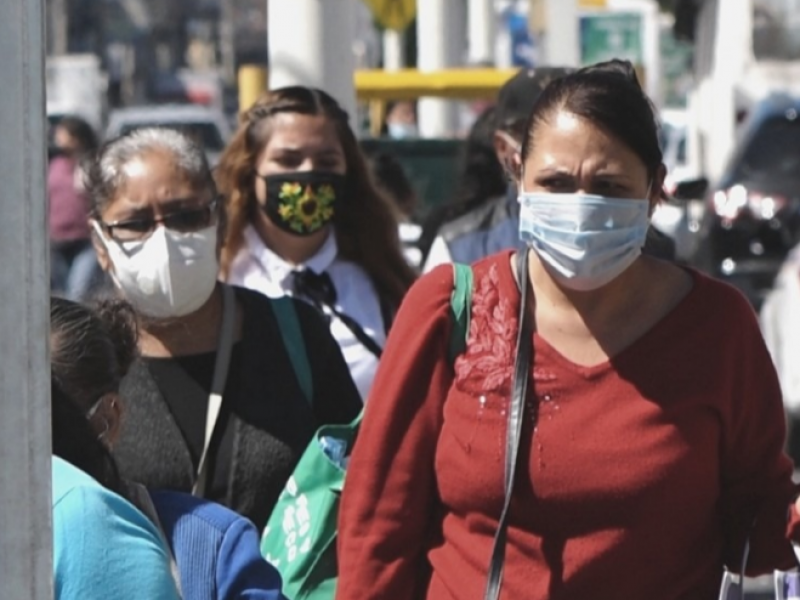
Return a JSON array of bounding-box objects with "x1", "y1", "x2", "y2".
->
[{"x1": 260, "y1": 171, "x2": 347, "y2": 236}]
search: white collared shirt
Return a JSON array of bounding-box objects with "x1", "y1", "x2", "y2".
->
[{"x1": 227, "y1": 225, "x2": 385, "y2": 401}]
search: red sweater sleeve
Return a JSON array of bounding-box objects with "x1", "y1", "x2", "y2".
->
[
  {"x1": 719, "y1": 290, "x2": 799, "y2": 574},
  {"x1": 336, "y1": 265, "x2": 456, "y2": 600}
]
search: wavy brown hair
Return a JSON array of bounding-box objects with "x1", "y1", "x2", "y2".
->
[{"x1": 216, "y1": 86, "x2": 416, "y2": 308}]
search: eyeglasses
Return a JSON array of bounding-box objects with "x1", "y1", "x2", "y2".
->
[{"x1": 99, "y1": 198, "x2": 220, "y2": 242}]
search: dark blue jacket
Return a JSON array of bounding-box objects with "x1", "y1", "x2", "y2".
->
[{"x1": 151, "y1": 491, "x2": 287, "y2": 600}]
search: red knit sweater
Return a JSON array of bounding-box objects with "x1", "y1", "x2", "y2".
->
[{"x1": 337, "y1": 251, "x2": 800, "y2": 600}]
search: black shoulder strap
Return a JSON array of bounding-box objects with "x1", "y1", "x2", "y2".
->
[{"x1": 484, "y1": 249, "x2": 533, "y2": 600}]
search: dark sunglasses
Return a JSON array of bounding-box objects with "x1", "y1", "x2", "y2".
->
[{"x1": 100, "y1": 198, "x2": 220, "y2": 242}]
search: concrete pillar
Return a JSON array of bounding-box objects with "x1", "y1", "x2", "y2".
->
[
  {"x1": 543, "y1": 0, "x2": 580, "y2": 66},
  {"x1": 0, "y1": 0, "x2": 53, "y2": 596},
  {"x1": 267, "y1": 0, "x2": 358, "y2": 122},
  {"x1": 468, "y1": 0, "x2": 496, "y2": 65},
  {"x1": 417, "y1": 0, "x2": 466, "y2": 137},
  {"x1": 383, "y1": 29, "x2": 405, "y2": 71}
]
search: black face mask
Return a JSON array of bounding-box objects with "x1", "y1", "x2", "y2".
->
[{"x1": 260, "y1": 171, "x2": 347, "y2": 237}]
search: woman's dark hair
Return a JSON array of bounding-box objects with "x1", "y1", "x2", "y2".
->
[
  {"x1": 50, "y1": 297, "x2": 139, "y2": 495},
  {"x1": 520, "y1": 60, "x2": 663, "y2": 178},
  {"x1": 56, "y1": 115, "x2": 99, "y2": 155},
  {"x1": 216, "y1": 86, "x2": 416, "y2": 308},
  {"x1": 452, "y1": 106, "x2": 507, "y2": 210},
  {"x1": 368, "y1": 152, "x2": 417, "y2": 218}
]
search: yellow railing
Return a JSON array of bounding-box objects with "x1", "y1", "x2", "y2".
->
[{"x1": 238, "y1": 66, "x2": 518, "y2": 134}]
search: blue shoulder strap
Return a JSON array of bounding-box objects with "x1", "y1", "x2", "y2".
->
[
  {"x1": 270, "y1": 297, "x2": 314, "y2": 404},
  {"x1": 449, "y1": 263, "x2": 474, "y2": 363}
]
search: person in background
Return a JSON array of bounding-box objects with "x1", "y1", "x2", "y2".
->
[
  {"x1": 417, "y1": 105, "x2": 507, "y2": 265},
  {"x1": 368, "y1": 151, "x2": 423, "y2": 269},
  {"x1": 86, "y1": 127, "x2": 361, "y2": 531},
  {"x1": 422, "y1": 67, "x2": 676, "y2": 273},
  {"x1": 337, "y1": 60, "x2": 799, "y2": 600},
  {"x1": 50, "y1": 296, "x2": 288, "y2": 600},
  {"x1": 760, "y1": 244, "x2": 800, "y2": 464},
  {"x1": 216, "y1": 86, "x2": 416, "y2": 400},
  {"x1": 383, "y1": 100, "x2": 418, "y2": 140},
  {"x1": 49, "y1": 115, "x2": 102, "y2": 300},
  {"x1": 51, "y1": 297, "x2": 181, "y2": 600}
]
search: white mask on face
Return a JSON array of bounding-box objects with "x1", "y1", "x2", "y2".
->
[
  {"x1": 94, "y1": 222, "x2": 220, "y2": 319},
  {"x1": 518, "y1": 190, "x2": 651, "y2": 292}
]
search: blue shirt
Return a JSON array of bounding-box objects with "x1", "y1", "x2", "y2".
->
[
  {"x1": 151, "y1": 490, "x2": 287, "y2": 600},
  {"x1": 52, "y1": 456, "x2": 181, "y2": 600}
]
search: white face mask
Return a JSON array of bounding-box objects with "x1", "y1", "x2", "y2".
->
[
  {"x1": 94, "y1": 223, "x2": 220, "y2": 319},
  {"x1": 518, "y1": 191, "x2": 651, "y2": 291}
]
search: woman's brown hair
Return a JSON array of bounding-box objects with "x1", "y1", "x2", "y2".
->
[{"x1": 216, "y1": 86, "x2": 416, "y2": 308}]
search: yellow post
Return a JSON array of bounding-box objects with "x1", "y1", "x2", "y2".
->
[{"x1": 238, "y1": 65, "x2": 268, "y2": 114}]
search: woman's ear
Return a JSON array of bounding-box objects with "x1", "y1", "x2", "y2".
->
[
  {"x1": 90, "y1": 221, "x2": 112, "y2": 273},
  {"x1": 88, "y1": 393, "x2": 123, "y2": 449}
]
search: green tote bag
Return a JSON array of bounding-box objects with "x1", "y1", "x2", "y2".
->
[{"x1": 261, "y1": 264, "x2": 474, "y2": 600}]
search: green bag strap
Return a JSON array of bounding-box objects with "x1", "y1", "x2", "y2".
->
[
  {"x1": 270, "y1": 296, "x2": 314, "y2": 404},
  {"x1": 449, "y1": 263, "x2": 474, "y2": 364}
]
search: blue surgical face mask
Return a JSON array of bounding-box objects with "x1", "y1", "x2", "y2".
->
[
  {"x1": 387, "y1": 123, "x2": 418, "y2": 140},
  {"x1": 518, "y1": 188, "x2": 651, "y2": 291}
]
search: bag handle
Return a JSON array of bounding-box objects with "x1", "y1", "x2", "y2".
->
[
  {"x1": 193, "y1": 284, "x2": 237, "y2": 497},
  {"x1": 484, "y1": 250, "x2": 534, "y2": 600},
  {"x1": 449, "y1": 263, "x2": 474, "y2": 363},
  {"x1": 271, "y1": 296, "x2": 314, "y2": 404}
]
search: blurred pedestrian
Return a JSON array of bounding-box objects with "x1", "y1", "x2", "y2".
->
[
  {"x1": 761, "y1": 244, "x2": 800, "y2": 463},
  {"x1": 417, "y1": 105, "x2": 507, "y2": 265},
  {"x1": 367, "y1": 151, "x2": 423, "y2": 269},
  {"x1": 383, "y1": 100, "x2": 418, "y2": 140},
  {"x1": 337, "y1": 60, "x2": 800, "y2": 600},
  {"x1": 86, "y1": 127, "x2": 361, "y2": 530},
  {"x1": 50, "y1": 296, "x2": 289, "y2": 600},
  {"x1": 216, "y1": 86, "x2": 416, "y2": 400},
  {"x1": 49, "y1": 115, "x2": 102, "y2": 300}
]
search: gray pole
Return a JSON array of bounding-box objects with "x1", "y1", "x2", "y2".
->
[{"x1": 0, "y1": 0, "x2": 53, "y2": 597}]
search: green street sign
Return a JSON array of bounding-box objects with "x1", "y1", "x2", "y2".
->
[{"x1": 580, "y1": 12, "x2": 643, "y2": 66}]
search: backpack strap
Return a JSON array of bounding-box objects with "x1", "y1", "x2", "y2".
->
[
  {"x1": 449, "y1": 263, "x2": 474, "y2": 364},
  {"x1": 270, "y1": 296, "x2": 314, "y2": 404}
]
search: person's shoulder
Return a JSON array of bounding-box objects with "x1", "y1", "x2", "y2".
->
[
  {"x1": 150, "y1": 490, "x2": 246, "y2": 537},
  {"x1": 438, "y1": 193, "x2": 511, "y2": 243},
  {"x1": 52, "y1": 456, "x2": 99, "y2": 503}
]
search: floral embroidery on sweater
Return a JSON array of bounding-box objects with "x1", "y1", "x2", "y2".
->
[{"x1": 454, "y1": 264, "x2": 518, "y2": 396}]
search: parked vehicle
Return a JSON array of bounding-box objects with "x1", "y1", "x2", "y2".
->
[
  {"x1": 105, "y1": 104, "x2": 232, "y2": 166},
  {"x1": 687, "y1": 93, "x2": 800, "y2": 306}
]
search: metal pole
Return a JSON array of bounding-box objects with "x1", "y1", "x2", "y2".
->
[
  {"x1": 417, "y1": 0, "x2": 465, "y2": 137},
  {"x1": 50, "y1": 0, "x2": 68, "y2": 55},
  {"x1": 0, "y1": 0, "x2": 53, "y2": 596},
  {"x1": 543, "y1": 0, "x2": 580, "y2": 66},
  {"x1": 383, "y1": 28, "x2": 405, "y2": 71},
  {"x1": 267, "y1": 0, "x2": 358, "y2": 122},
  {"x1": 468, "y1": 0, "x2": 496, "y2": 65}
]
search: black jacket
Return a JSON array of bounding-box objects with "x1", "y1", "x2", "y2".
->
[{"x1": 113, "y1": 286, "x2": 361, "y2": 530}]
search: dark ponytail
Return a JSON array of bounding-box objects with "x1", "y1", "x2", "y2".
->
[
  {"x1": 50, "y1": 297, "x2": 138, "y2": 495},
  {"x1": 51, "y1": 381, "x2": 123, "y2": 495}
]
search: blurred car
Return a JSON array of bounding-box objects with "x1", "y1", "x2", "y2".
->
[
  {"x1": 105, "y1": 104, "x2": 232, "y2": 166},
  {"x1": 690, "y1": 93, "x2": 800, "y2": 306},
  {"x1": 651, "y1": 108, "x2": 705, "y2": 262}
]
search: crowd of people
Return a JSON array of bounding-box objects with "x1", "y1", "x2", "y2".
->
[{"x1": 48, "y1": 59, "x2": 800, "y2": 600}]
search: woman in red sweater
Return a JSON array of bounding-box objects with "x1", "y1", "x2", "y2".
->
[{"x1": 336, "y1": 60, "x2": 800, "y2": 599}]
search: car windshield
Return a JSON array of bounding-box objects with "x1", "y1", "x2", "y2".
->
[
  {"x1": 118, "y1": 121, "x2": 225, "y2": 151},
  {"x1": 733, "y1": 116, "x2": 800, "y2": 184}
]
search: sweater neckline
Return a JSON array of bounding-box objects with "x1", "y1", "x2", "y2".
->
[{"x1": 496, "y1": 250, "x2": 703, "y2": 378}]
